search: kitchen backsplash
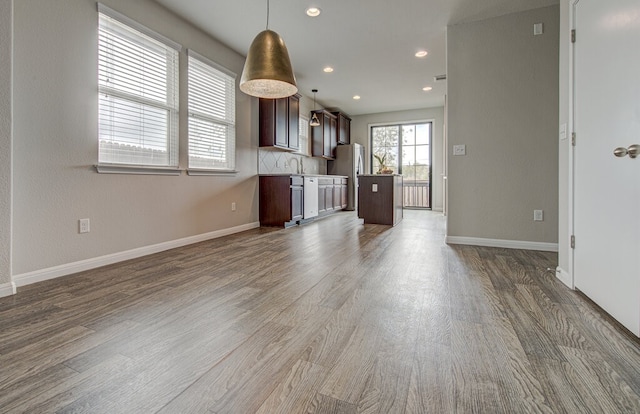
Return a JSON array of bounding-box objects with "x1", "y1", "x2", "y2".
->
[{"x1": 258, "y1": 149, "x2": 326, "y2": 175}]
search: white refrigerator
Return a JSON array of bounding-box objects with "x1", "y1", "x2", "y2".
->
[{"x1": 327, "y1": 143, "x2": 364, "y2": 211}]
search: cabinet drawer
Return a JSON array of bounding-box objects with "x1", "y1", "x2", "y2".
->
[
  {"x1": 318, "y1": 178, "x2": 333, "y2": 186},
  {"x1": 291, "y1": 176, "x2": 304, "y2": 186}
]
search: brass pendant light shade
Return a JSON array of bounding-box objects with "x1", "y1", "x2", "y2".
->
[{"x1": 240, "y1": 30, "x2": 298, "y2": 99}]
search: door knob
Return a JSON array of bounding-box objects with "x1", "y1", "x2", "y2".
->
[{"x1": 613, "y1": 144, "x2": 640, "y2": 158}]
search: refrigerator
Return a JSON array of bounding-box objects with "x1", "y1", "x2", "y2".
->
[{"x1": 327, "y1": 143, "x2": 364, "y2": 211}]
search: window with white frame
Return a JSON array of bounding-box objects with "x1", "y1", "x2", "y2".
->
[
  {"x1": 187, "y1": 51, "x2": 236, "y2": 171},
  {"x1": 97, "y1": 5, "x2": 180, "y2": 168},
  {"x1": 298, "y1": 116, "x2": 310, "y2": 156}
]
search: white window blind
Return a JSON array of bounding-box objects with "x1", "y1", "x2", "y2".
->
[
  {"x1": 188, "y1": 50, "x2": 236, "y2": 171},
  {"x1": 98, "y1": 5, "x2": 180, "y2": 168},
  {"x1": 298, "y1": 116, "x2": 310, "y2": 156}
]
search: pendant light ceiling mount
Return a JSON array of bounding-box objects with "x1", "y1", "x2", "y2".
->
[
  {"x1": 310, "y1": 89, "x2": 321, "y2": 127},
  {"x1": 240, "y1": 0, "x2": 297, "y2": 99}
]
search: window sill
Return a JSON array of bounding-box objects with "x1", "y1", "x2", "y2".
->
[
  {"x1": 95, "y1": 164, "x2": 182, "y2": 176},
  {"x1": 187, "y1": 169, "x2": 238, "y2": 176}
]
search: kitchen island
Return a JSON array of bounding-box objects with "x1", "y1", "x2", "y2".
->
[{"x1": 358, "y1": 174, "x2": 403, "y2": 226}]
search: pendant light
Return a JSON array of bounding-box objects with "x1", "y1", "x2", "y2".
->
[
  {"x1": 240, "y1": 0, "x2": 297, "y2": 99},
  {"x1": 310, "y1": 89, "x2": 321, "y2": 127}
]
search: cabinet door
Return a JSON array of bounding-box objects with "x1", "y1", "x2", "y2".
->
[
  {"x1": 288, "y1": 95, "x2": 299, "y2": 150},
  {"x1": 339, "y1": 115, "x2": 350, "y2": 144},
  {"x1": 325, "y1": 185, "x2": 334, "y2": 211},
  {"x1": 341, "y1": 184, "x2": 348, "y2": 208},
  {"x1": 329, "y1": 116, "x2": 338, "y2": 158},
  {"x1": 333, "y1": 185, "x2": 341, "y2": 210},
  {"x1": 323, "y1": 113, "x2": 332, "y2": 158},
  {"x1": 291, "y1": 185, "x2": 303, "y2": 221},
  {"x1": 318, "y1": 184, "x2": 326, "y2": 213},
  {"x1": 275, "y1": 98, "x2": 288, "y2": 148},
  {"x1": 259, "y1": 99, "x2": 275, "y2": 147}
]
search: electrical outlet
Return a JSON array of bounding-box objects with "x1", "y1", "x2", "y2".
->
[
  {"x1": 534, "y1": 210, "x2": 543, "y2": 221},
  {"x1": 79, "y1": 218, "x2": 90, "y2": 233},
  {"x1": 453, "y1": 145, "x2": 466, "y2": 156},
  {"x1": 231, "y1": 202, "x2": 236, "y2": 211}
]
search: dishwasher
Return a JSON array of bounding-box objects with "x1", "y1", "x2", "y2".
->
[{"x1": 303, "y1": 176, "x2": 319, "y2": 219}]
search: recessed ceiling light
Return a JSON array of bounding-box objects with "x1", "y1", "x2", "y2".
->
[
  {"x1": 422, "y1": 86, "x2": 433, "y2": 91},
  {"x1": 415, "y1": 50, "x2": 428, "y2": 58},
  {"x1": 306, "y1": 7, "x2": 321, "y2": 17},
  {"x1": 323, "y1": 67, "x2": 334, "y2": 73},
  {"x1": 353, "y1": 95, "x2": 361, "y2": 100}
]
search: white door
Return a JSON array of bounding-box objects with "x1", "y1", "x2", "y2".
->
[{"x1": 574, "y1": 0, "x2": 640, "y2": 336}]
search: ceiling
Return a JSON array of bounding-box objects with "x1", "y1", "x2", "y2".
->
[{"x1": 153, "y1": 0, "x2": 559, "y2": 116}]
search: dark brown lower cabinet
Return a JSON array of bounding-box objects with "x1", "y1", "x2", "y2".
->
[
  {"x1": 260, "y1": 175, "x2": 348, "y2": 226},
  {"x1": 259, "y1": 175, "x2": 304, "y2": 227}
]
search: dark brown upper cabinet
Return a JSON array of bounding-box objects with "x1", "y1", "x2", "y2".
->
[
  {"x1": 311, "y1": 110, "x2": 337, "y2": 159},
  {"x1": 259, "y1": 94, "x2": 300, "y2": 151},
  {"x1": 332, "y1": 112, "x2": 351, "y2": 145}
]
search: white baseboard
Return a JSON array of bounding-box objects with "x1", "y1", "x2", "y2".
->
[
  {"x1": 0, "y1": 281, "x2": 17, "y2": 298},
  {"x1": 445, "y1": 236, "x2": 558, "y2": 252},
  {"x1": 555, "y1": 266, "x2": 573, "y2": 289},
  {"x1": 13, "y1": 222, "x2": 260, "y2": 288}
]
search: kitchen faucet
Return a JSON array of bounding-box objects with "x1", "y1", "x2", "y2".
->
[{"x1": 290, "y1": 157, "x2": 299, "y2": 174}]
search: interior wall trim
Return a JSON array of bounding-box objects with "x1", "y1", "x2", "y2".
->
[
  {"x1": 12, "y1": 222, "x2": 261, "y2": 290},
  {"x1": 445, "y1": 236, "x2": 558, "y2": 252},
  {"x1": 555, "y1": 266, "x2": 573, "y2": 289},
  {"x1": 0, "y1": 282, "x2": 17, "y2": 298}
]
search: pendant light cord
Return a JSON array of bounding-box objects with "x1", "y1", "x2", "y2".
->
[{"x1": 266, "y1": 0, "x2": 270, "y2": 30}]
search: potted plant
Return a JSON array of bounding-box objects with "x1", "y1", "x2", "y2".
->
[{"x1": 373, "y1": 153, "x2": 394, "y2": 174}]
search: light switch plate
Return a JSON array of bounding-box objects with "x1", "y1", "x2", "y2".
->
[
  {"x1": 534, "y1": 23, "x2": 544, "y2": 35},
  {"x1": 372, "y1": 184, "x2": 378, "y2": 192},
  {"x1": 453, "y1": 145, "x2": 466, "y2": 156}
]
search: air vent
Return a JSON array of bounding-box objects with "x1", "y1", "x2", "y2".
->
[{"x1": 434, "y1": 74, "x2": 447, "y2": 81}]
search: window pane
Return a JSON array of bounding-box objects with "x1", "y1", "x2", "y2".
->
[
  {"x1": 416, "y1": 123, "x2": 430, "y2": 145},
  {"x1": 98, "y1": 95, "x2": 170, "y2": 165},
  {"x1": 98, "y1": 11, "x2": 179, "y2": 167},
  {"x1": 403, "y1": 145, "x2": 416, "y2": 166},
  {"x1": 415, "y1": 145, "x2": 430, "y2": 165},
  {"x1": 402, "y1": 125, "x2": 416, "y2": 146},
  {"x1": 372, "y1": 126, "x2": 399, "y2": 172},
  {"x1": 187, "y1": 52, "x2": 236, "y2": 170}
]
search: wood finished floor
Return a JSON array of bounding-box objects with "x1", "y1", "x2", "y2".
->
[{"x1": 1, "y1": 210, "x2": 640, "y2": 413}]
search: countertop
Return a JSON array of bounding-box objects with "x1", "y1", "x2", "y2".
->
[{"x1": 259, "y1": 174, "x2": 348, "y2": 178}]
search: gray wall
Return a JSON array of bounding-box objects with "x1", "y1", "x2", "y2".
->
[
  {"x1": 446, "y1": 6, "x2": 559, "y2": 244},
  {"x1": 351, "y1": 107, "x2": 445, "y2": 212},
  {"x1": 0, "y1": 0, "x2": 12, "y2": 291},
  {"x1": 11, "y1": 0, "x2": 258, "y2": 277}
]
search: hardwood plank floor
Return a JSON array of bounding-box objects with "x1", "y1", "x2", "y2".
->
[{"x1": 1, "y1": 210, "x2": 640, "y2": 413}]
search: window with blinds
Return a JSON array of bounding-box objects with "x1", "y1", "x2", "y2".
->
[
  {"x1": 187, "y1": 51, "x2": 236, "y2": 171},
  {"x1": 298, "y1": 116, "x2": 310, "y2": 156},
  {"x1": 97, "y1": 5, "x2": 180, "y2": 168}
]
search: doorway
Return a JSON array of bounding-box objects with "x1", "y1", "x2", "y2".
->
[{"x1": 371, "y1": 122, "x2": 432, "y2": 209}]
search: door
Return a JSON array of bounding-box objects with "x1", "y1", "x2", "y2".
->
[
  {"x1": 573, "y1": 0, "x2": 640, "y2": 336},
  {"x1": 370, "y1": 123, "x2": 432, "y2": 208},
  {"x1": 401, "y1": 123, "x2": 432, "y2": 208}
]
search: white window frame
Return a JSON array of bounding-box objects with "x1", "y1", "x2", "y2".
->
[
  {"x1": 298, "y1": 115, "x2": 310, "y2": 156},
  {"x1": 187, "y1": 50, "x2": 237, "y2": 175},
  {"x1": 97, "y1": 4, "x2": 181, "y2": 174}
]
